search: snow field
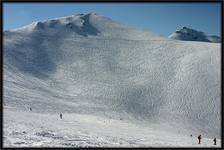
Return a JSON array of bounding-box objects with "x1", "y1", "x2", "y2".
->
[{"x1": 3, "y1": 13, "x2": 221, "y2": 147}]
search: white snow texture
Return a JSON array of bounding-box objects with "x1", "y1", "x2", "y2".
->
[{"x1": 3, "y1": 13, "x2": 221, "y2": 147}]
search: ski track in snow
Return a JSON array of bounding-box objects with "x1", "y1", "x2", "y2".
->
[{"x1": 3, "y1": 13, "x2": 221, "y2": 147}]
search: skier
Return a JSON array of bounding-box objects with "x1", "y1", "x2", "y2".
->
[
  {"x1": 213, "y1": 138, "x2": 216, "y2": 145},
  {"x1": 190, "y1": 134, "x2": 192, "y2": 137},
  {"x1": 30, "y1": 107, "x2": 32, "y2": 111},
  {"x1": 198, "y1": 135, "x2": 202, "y2": 144},
  {"x1": 60, "y1": 113, "x2": 62, "y2": 119}
]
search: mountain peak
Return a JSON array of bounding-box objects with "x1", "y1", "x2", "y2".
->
[
  {"x1": 8, "y1": 12, "x2": 101, "y2": 36},
  {"x1": 176, "y1": 26, "x2": 205, "y2": 35},
  {"x1": 6, "y1": 13, "x2": 165, "y2": 41},
  {"x1": 169, "y1": 26, "x2": 220, "y2": 43}
]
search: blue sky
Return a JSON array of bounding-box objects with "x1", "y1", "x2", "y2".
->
[{"x1": 3, "y1": 3, "x2": 221, "y2": 37}]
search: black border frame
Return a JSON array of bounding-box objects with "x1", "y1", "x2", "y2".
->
[{"x1": 0, "y1": 0, "x2": 223, "y2": 149}]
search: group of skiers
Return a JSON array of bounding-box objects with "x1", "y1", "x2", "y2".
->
[
  {"x1": 196, "y1": 134, "x2": 216, "y2": 145},
  {"x1": 28, "y1": 108, "x2": 218, "y2": 146},
  {"x1": 58, "y1": 112, "x2": 217, "y2": 146}
]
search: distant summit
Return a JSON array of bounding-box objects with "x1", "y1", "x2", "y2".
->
[{"x1": 169, "y1": 26, "x2": 220, "y2": 43}]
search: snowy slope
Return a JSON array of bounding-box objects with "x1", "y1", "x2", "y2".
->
[
  {"x1": 3, "y1": 109, "x2": 221, "y2": 147},
  {"x1": 169, "y1": 26, "x2": 221, "y2": 43},
  {"x1": 207, "y1": 35, "x2": 221, "y2": 43},
  {"x1": 3, "y1": 13, "x2": 221, "y2": 147}
]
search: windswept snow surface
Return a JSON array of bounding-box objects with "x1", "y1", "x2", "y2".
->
[{"x1": 3, "y1": 13, "x2": 221, "y2": 147}]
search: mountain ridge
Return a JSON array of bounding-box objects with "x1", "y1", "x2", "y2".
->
[{"x1": 169, "y1": 26, "x2": 220, "y2": 43}]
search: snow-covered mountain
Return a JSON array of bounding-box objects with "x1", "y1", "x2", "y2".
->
[
  {"x1": 169, "y1": 27, "x2": 221, "y2": 43},
  {"x1": 207, "y1": 35, "x2": 221, "y2": 43},
  {"x1": 3, "y1": 13, "x2": 221, "y2": 147}
]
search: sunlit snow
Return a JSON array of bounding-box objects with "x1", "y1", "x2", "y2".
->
[{"x1": 3, "y1": 13, "x2": 221, "y2": 147}]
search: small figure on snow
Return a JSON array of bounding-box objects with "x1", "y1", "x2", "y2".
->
[
  {"x1": 30, "y1": 107, "x2": 32, "y2": 111},
  {"x1": 190, "y1": 134, "x2": 192, "y2": 137},
  {"x1": 198, "y1": 135, "x2": 202, "y2": 144},
  {"x1": 213, "y1": 138, "x2": 216, "y2": 145},
  {"x1": 60, "y1": 113, "x2": 62, "y2": 119}
]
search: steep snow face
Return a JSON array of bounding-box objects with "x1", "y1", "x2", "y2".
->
[
  {"x1": 169, "y1": 27, "x2": 221, "y2": 43},
  {"x1": 3, "y1": 13, "x2": 221, "y2": 146}
]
